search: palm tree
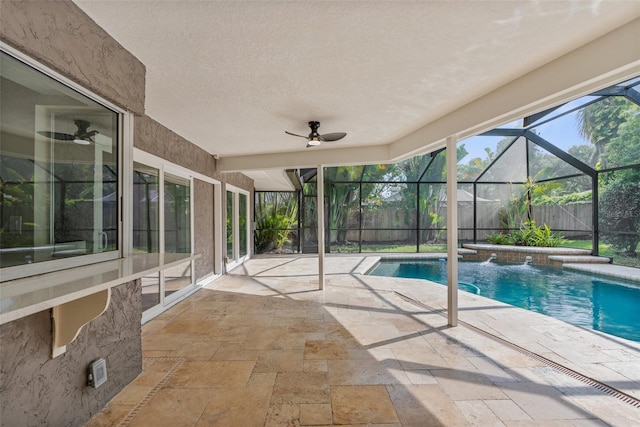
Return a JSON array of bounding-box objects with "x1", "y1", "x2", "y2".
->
[{"x1": 576, "y1": 97, "x2": 630, "y2": 170}]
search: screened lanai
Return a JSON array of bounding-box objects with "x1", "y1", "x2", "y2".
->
[{"x1": 255, "y1": 77, "x2": 640, "y2": 268}]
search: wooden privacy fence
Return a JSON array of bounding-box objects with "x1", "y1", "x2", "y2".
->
[{"x1": 335, "y1": 202, "x2": 592, "y2": 243}]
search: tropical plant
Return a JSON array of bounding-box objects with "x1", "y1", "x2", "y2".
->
[
  {"x1": 489, "y1": 220, "x2": 564, "y2": 247},
  {"x1": 254, "y1": 192, "x2": 298, "y2": 252},
  {"x1": 487, "y1": 232, "x2": 515, "y2": 245},
  {"x1": 255, "y1": 213, "x2": 297, "y2": 252},
  {"x1": 324, "y1": 165, "x2": 389, "y2": 244}
]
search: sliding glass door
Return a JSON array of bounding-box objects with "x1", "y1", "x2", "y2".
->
[
  {"x1": 163, "y1": 173, "x2": 191, "y2": 300},
  {"x1": 133, "y1": 156, "x2": 194, "y2": 316},
  {"x1": 225, "y1": 187, "x2": 250, "y2": 267},
  {"x1": 133, "y1": 162, "x2": 160, "y2": 311}
]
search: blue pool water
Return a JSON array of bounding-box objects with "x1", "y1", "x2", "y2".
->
[{"x1": 369, "y1": 260, "x2": 640, "y2": 342}]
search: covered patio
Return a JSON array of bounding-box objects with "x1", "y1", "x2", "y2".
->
[{"x1": 87, "y1": 255, "x2": 640, "y2": 426}]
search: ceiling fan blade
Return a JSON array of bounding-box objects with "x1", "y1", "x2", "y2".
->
[
  {"x1": 37, "y1": 131, "x2": 75, "y2": 141},
  {"x1": 285, "y1": 131, "x2": 308, "y2": 139},
  {"x1": 319, "y1": 132, "x2": 346, "y2": 142}
]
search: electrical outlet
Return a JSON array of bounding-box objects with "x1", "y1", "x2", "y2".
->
[{"x1": 88, "y1": 358, "x2": 107, "y2": 389}]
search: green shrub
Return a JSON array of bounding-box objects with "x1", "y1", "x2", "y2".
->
[
  {"x1": 487, "y1": 220, "x2": 564, "y2": 247},
  {"x1": 487, "y1": 232, "x2": 515, "y2": 245},
  {"x1": 255, "y1": 212, "x2": 297, "y2": 252}
]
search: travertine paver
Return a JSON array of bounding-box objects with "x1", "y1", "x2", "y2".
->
[
  {"x1": 85, "y1": 255, "x2": 640, "y2": 426},
  {"x1": 331, "y1": 385, "x2": 400, "y2": 424}
]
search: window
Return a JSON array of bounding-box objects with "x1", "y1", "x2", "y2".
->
[{"x1": 1, "y1": 51, "x2": 120, "y2": 281}]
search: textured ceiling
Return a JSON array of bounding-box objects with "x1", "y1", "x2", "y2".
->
[{"x1": 73, "y1": 1, "x2": 639, "y2": 186}]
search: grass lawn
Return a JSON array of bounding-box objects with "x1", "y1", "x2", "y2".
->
[
  {"x1": 563, "y1": 239, "x2": 640, "y2": 268},
  {"x1": 330, "y1": 243, "x2": 448, "y2": 253}
]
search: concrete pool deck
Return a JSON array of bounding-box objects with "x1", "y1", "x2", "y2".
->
[
  {"x1": 563, "y1": 262, "x2": 640, "y2": 283},
  {"x1": 350, "y1": 255, "x2": 640, "y2": 399},
  {"x1": 86, "y1": 254, "x2": 640, "y2": 426}
]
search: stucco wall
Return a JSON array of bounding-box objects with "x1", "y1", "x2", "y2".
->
[
  {"x1": 0, "y1": 2, "x2": 145, "y2": 425},
  {"x1": 135, "y1": 115, "x2": 255, "y2": 266},
  {"x1": 134, "y1": 115, "x2": 217, "y2": 179},
  {"x1": 0, "y1": 0, "x2": 145, "y2": 115},
  {"x1": 0, "y1": 281, "x2": 142, "y2": 427}
]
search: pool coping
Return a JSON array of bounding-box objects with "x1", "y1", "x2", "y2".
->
[
  {"x1": 563, "y1": 262, "x2": 640, "y2": 283},
  {"x1": 358, "y1": 252, "x2": 640, "y2": 284}
]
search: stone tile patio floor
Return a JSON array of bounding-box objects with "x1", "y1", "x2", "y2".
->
[{"x1": 86, "y1": 255, "x2": 640, "y2": 426}]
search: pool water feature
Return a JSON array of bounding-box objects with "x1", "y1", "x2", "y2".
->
[{"x1": 369, "y1": 259, "x2": 640, "y2": 342}]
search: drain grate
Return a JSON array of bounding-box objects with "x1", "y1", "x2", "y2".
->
[
  {"x1": 118, "y1": 357, "x2": 186, "y2": 427},
  {"x1": 394, "y1": 291, "x2": 640, "y2": 409}
]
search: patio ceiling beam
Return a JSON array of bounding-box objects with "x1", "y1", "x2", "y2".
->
[{"x1": 388, "y1": 18, "x2": 640, "y2": 163}]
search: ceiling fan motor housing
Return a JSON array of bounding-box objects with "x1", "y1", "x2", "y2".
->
[{"x1": 308, "y1": 121, "x2": 321, "y2": 138}]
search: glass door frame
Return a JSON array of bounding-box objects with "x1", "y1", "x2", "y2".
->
[
  {"x1": 134, "y1": 148, "x2": 197, "y2": 321},
  {"x1": 225, "y1": 184, "x2": 251, "y2": 272}
]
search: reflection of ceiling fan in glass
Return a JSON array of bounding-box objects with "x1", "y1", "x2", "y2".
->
[{"x1": 38, "y1": 119, "x2": 98, "y2": 145}]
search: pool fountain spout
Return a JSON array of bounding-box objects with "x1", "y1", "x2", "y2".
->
[
  {"x1": 481, "y1": 253, "x2": 497, "y2": 265},
  {"x1": 524, "y1": 256, "x2": 532, "y2": 265}
]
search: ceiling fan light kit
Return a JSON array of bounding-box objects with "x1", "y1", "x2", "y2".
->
[
  {"x1": 286, "y1": 121, "x2": 346, "y2": 148},
  {"x1": 73, "y1": 138, "x2": 92, "y2": 145}
]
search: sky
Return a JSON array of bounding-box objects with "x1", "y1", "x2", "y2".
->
[{"x1": 458, "y1": 113, "x2": 590, "y2": 166}]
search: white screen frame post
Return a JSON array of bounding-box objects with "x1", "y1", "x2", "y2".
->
[
  {"x1": 446, "y1": 135, "x2": 459, "y2": 327},
  {"x1": 317, "y1": 165, "x2": 325, "y2": 290}
]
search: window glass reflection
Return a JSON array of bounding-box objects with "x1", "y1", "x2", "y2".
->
[
  {"x1": 164, "y1": 173, "x2": 190, "y2": 254},
  {"x1": 239, "y1": 193, "x2": 247, "y2": 257},
  {"x1": 0, "y1": 51, "x2": 118, "y2": 272},
  {"x1": 133, "y1": 162, "x2": 160, "y2": 310},
  {"x1": 226, "y1": 191, "x2": 234, "y2": 260}
]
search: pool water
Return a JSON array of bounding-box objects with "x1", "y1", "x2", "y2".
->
[{"x1": 369, "y1": 260, "x2": 640, "y2": 342}]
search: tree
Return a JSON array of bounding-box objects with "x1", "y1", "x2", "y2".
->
[
  {"x1": 254, "y1": 192, "x2": 298, "y2": 253},
  {"x1": 324, "y1": 165, "x2": 389, "y2": 244},
  {"x1": 603, "y1": 110, "x2": 640, "y2": 181},
  {"x1": 576, "y1": 95, "x2": 640, "y2": 257},
  {"x1": 577, "y1": 96, "x2": 634, "y2": 169},
  {"x1": 600, "y1": 179, "x2": 640, "y2": 256},
  {"x1": 597, "y1": 109, "x2": 640, "y2": 257}
]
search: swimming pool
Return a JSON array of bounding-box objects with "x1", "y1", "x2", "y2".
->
[{"x1": 369, "y1": 259, "x2": 640, "y2": 342}]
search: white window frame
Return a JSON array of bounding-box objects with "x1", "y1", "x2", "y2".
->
[
  {"x1": 225, "y1": 184, "x2": 251, "y2": 272},
  {"x1": 0, "y1": 43, "x2": 131, "y2": 282},
  {"x1": 134, "y1": 148, "x2": 222, "y2": 321}
]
